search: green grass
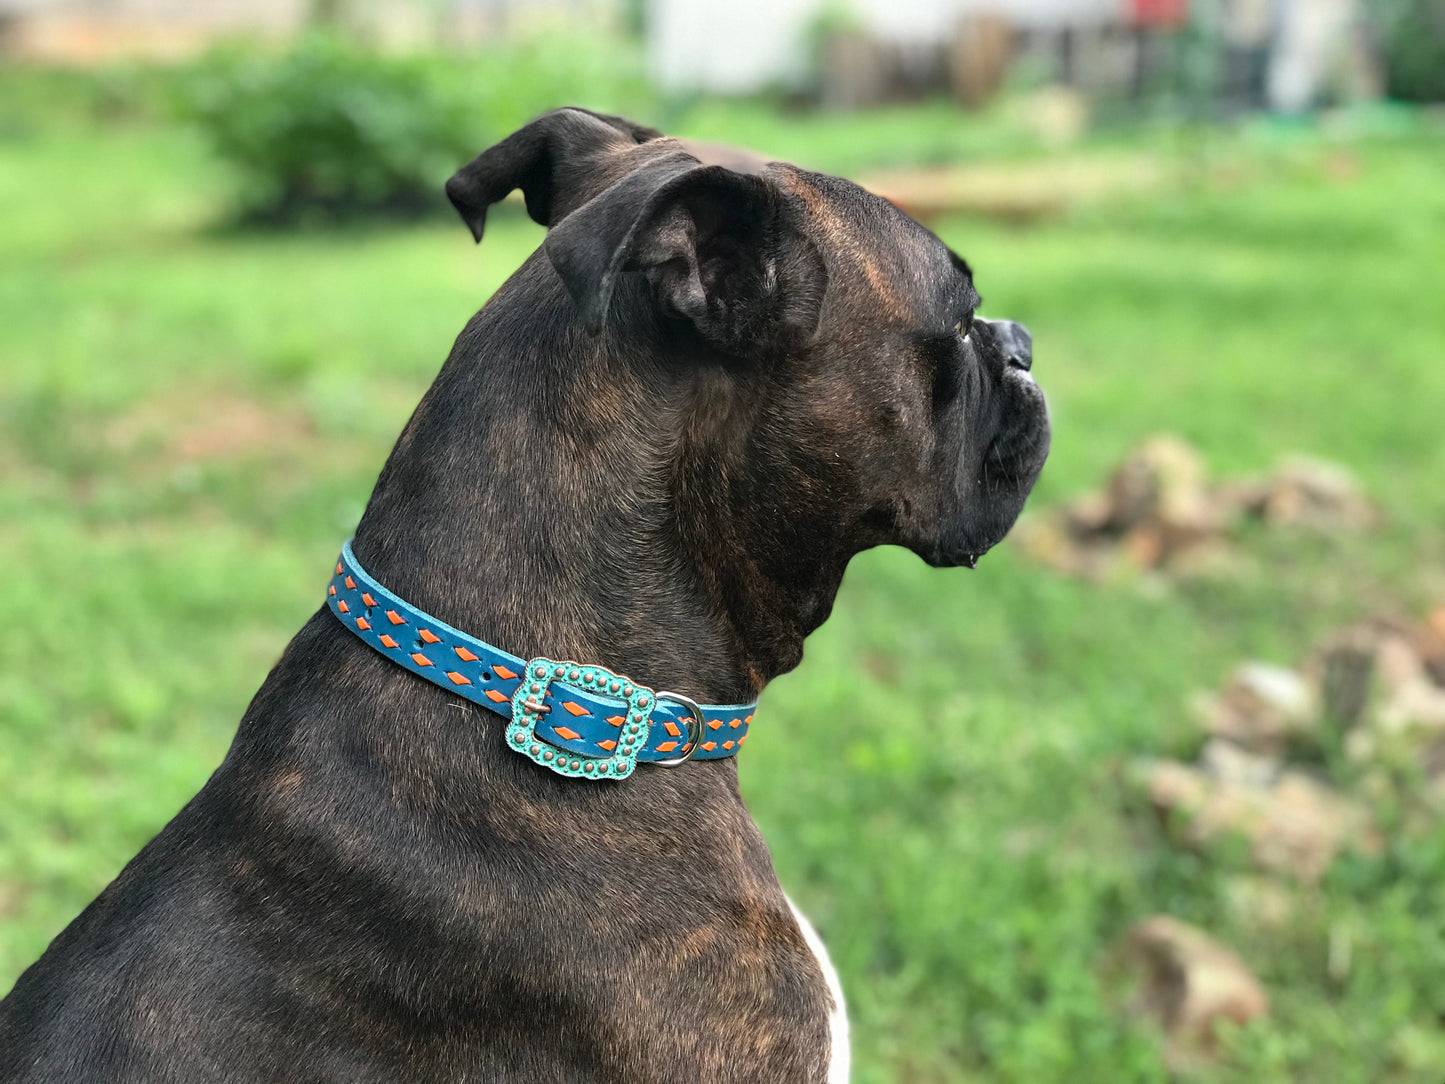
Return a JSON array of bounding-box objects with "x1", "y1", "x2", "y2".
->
[{"x1": 3, "y1": 97, "x2": 1445, "y2": 1082}]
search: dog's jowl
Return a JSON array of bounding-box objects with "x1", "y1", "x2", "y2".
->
[{"x1": 0, "y1": 108, "x2": 1049, "y2": 1082}]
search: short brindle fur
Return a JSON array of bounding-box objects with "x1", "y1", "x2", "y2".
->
[{"x1": 0, "y1": 108, "x2": 1050, "y2": 1082}]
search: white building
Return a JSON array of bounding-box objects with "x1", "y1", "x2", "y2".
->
[{"x1": 648, "y1": 0, "x2": 1124, "y2": 95}]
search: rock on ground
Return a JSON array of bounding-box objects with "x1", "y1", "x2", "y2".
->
[
  {"x1": 1015, "y1": 435, "x2": 1377, "y2": 578},
  {"x1": 1119, "y1": 915, "x2": 1269, "y2": 1068},
  {"x1": 1138, "y1": 756, "x2": 1378, "y2": 883}
]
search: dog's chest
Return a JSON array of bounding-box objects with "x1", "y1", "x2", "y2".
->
[{"x1": 786, "y1": 895, "x2": 850, "y2": 1084}]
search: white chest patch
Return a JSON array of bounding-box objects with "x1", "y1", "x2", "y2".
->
[{"x1": 785, "y1": 894, "x2": 850, "y2": 1083}]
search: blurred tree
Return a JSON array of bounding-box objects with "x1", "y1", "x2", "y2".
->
[{"x1": 1373, "y1": 0, "x2": 1445, "y2": 102}]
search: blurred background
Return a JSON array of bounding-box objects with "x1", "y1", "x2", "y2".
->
[{"x1": 1, "y1": 0, "x2": 1443, "y2": 1079}]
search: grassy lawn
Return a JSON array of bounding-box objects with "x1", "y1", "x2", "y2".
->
[{"x1": 2, "y1": 96, "x2": 1444, "y2": 1081}]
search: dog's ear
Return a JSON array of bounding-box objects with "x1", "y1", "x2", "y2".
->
[
  {"x1": 445, "y1": 107, "x2": 663, "y2": 242},
  {"x1": 545, "y1": 164, "x2": 829, "y2": 353}
]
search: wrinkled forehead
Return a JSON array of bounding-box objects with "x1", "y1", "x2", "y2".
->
[{"x1": 772, "y1": 166, "x2": 975, "y2": 330}]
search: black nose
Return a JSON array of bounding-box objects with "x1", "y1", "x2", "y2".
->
[{"x1": 987, "y1": 319, "x2": 1032, "y2": 372}]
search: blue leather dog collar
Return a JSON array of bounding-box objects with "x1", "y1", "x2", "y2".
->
[{"x1": 326, "y1": 541, "x2": 756, "y2": 780}]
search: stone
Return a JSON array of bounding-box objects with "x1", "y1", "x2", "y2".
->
[
  {"x1": 1062, "y1": 489, "x2": 1115, "y2": 536},
  {"x1": 1314, "y1": 624, "x2": 1383, "y2": 728},
  {"x1": 1119, "y1": 916, "x2": 1269, "y2": 1068},
  {"x1": 1374, "y1": 633, "x2": 1425, "y2": 696},
  {"x1": 1015, "y1": 437, "x2": 1377, "y2": 580},
  {"x1": 1376, "y1": 648, "x2": 1445, "y2": 737},
  {"x1": 1201, "y1": 663, "x2": 1315, "y2": 755},
  {"x1": 1016, "y1": 435, "x2": 1227, "y2": 575},
  {"x1": 1199, "y1": 738, "x2": 1281, "y2": 788},
  {"x1": 1010, "y1": 513, "x2": 1118, "y2": 580},
  {"x1": 1106, "y1": 434, "x2": 1210, "y2": 533},
  {"x1": 1420, "y1": 605, "x2": 1445, "y2": 685},
  {"x1": 1312, "y1": 620, "x2": 1445, "y2": 737},
  {"x1": 1253, "y1": 771, "x2": 1377, "y2": 881},
  {"x1": 1253, "y1": 456, "x2": 1378, "y2": 531},
  {"x1": 1223, "y1": 876, "x2": 1300, "y2": 933},
  {"x1": 1139, "y1": 757, "x2": 1376, "y2": 882}
]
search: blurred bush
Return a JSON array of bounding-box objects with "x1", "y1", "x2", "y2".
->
[
  {"x1": 1374, "y1": 0, "x2": 1445, "y2": 103},
  {"x1": 180, "y1": 33, "x2": 650, "y2": 224},
  {"x1": 181, "y1": 36, "x2": 472, "y2": 222}
]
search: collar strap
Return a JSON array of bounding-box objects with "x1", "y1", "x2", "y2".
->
[{"x1": 326, "y1": 540, "x2": 756, "y2": 780}]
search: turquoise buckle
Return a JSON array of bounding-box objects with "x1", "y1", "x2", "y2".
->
[{"x1": 507, "y1": 657, "x2": 656, "y2": 780}]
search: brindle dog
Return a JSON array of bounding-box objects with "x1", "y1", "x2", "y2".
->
[{"x1": 0, "y1": 108, "x2": 1049, "y2": 1082}]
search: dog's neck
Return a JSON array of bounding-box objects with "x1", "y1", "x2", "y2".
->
[{"x1": 349, "y1": 255, "x2": 851, "y2": 706}]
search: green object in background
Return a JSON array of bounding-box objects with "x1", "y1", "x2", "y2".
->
[
  {"x1": 177, "y1": 32, "x2": 650, "y2": 224},
  {"x1": 180, "y1": 34, "x2": 475, "y2": 222},
  {"x1": 1373, "y1": 0, "x2": 1445, "y2": 103}
]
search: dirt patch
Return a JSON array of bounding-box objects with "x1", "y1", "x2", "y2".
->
[
  {"x1": 860, "y1": 152, "x2": 1166, "y2": 224},
  {"x1": 0, "y1": 879, "x2": 28, "y2": 922},
  {"x1": 102, "y1": 387, "x2": 317, "y2": 465}
]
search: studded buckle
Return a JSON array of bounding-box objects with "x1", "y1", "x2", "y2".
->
[{"x1": 507, "y1": 657, "x2": 656, "y2": 780}]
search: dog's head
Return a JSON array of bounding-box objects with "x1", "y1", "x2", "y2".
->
[{"x1": 446, "y1": 108, "x2": 1049, "y2": 598}]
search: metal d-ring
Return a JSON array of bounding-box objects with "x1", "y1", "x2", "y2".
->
[{"x1": 653, "y1": 691, "x2": 704, "y2": 767}]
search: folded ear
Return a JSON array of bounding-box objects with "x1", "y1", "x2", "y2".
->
[
  {"x1": 445, "y1": 107, "x2": 662, "y2": 242},
  {"x1": 545, "y1": 164, "x2": 829, "y2": 355}
]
